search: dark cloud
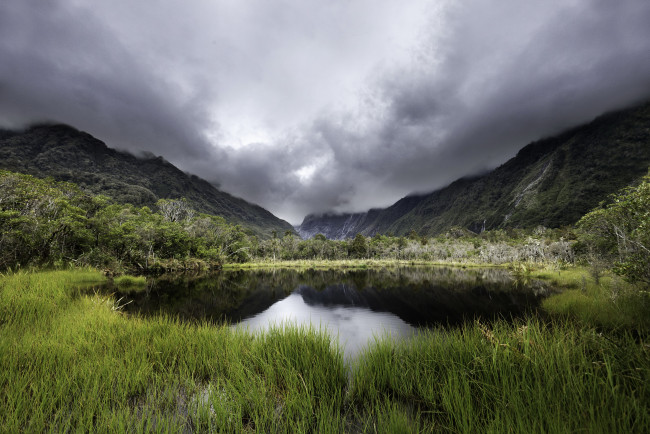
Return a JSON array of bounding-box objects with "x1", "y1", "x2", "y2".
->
[
  {"x1": 0, "y1": 1, "x2": 216, "y2": 164},
  {"x1": 277, "y1": 0, "x2": 650, "y2": 217},
  {"x1": 1, "y1": 0, "x2": 649, "y2": 224}
]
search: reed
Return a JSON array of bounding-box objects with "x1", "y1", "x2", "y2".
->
[{"x1": 0, "y1": 270, "x2": 347, "y2": 432}]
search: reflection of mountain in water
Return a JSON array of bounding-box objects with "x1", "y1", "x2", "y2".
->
[
  {"x1": 106, "y1": 270, "x2": 293, "y2": 323},
  {"x1": 295, "y1": 281, "x2": 543, "y2": 327},
  {"x1": 296, "y1": 284, "x2": 368, "y2": 307},
  {"x1": 102, "y1": 266, "x2": 547, "y2": 328}
]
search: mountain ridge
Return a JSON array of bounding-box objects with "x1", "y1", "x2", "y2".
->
[
  {"x1": 298, "y1": 101, "x2": 650, "y2": 239},
  {"x1": 0, "y1": 123, "x2": 294, "y2": 238}
]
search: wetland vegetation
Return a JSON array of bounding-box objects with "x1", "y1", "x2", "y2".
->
[
  {"x1": 0, "y1": 170, "x2": 649, "y2": 431},
  {"x1": 0, "y1": 268, "x2": 648, "y2": 432}
]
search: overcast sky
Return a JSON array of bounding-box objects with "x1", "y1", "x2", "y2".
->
[{"x1": 1, "y1": 0, "x2": 650, "y2": 224}]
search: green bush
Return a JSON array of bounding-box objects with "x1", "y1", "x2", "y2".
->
[
  {"x1": 0, "y1": 171, "x2": 252, "y2": 272},
  {"x1": 578, "y1": 170, "x2": 650, "y2": 284}
]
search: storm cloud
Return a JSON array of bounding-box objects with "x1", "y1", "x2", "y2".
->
[{"x1": 1, "y1": 0, "x2": 649, "y2": 224}]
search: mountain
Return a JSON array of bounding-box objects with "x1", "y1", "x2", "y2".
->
[
  {"x1": 299, "y1": 101, "x2": 650, "y2": 239},
  {"x1": 298, "y1": 212, "x2": 372, "y2": 240},
  {"x1": 0, "y1": 124, "x2": 294, "y2": 238}
]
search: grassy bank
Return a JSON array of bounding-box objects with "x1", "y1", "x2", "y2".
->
[
  {"x1": 222, "y1": 258, "x2": 507, "y2": 270},
  {"x1": 1, "y1": 269, "x2": 648, "y2": 432},
  {"x1": 533, "y1": 267, "x2": 650, "y2": 331}
]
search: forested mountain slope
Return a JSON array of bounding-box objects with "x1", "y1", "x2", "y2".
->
[
  {"x1": 299, "y1": 101, "x2": 650, "y2": 239},
  {"x1": 0, "y1": 124, "x2": 293, "y2": 238}
]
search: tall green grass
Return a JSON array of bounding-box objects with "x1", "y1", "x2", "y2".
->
[
  {"x1": 351, "y1": 319, "x2": 649, "y2": 433},
  {"x1": 536, "y1": 267, "x2": 650, "y2": 331},
  {"x1": 1, "y1": 269, "x2": 648, "y2": 432},
  {"x1": 0, "y1": 270, "x2": 346, "y2": 432}
]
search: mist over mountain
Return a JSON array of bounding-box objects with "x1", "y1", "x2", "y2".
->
[
  {"x1": 299, "y1": 102, "x2": 650, "y2": 239},
  {"x1": 2, "y1": 1, "x2": 650, "y2": 224},
  {"x1": 2, "y1": 100, "x2": 647, "y2": 242},
  {"x1": 0, "y1": 124, "x2": 294, "y2": 238}
]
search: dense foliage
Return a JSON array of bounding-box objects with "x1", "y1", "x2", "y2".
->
[
  {"x1": 578, "y1": 171, "x2": 650, "y2": 284},
  {"x1": 253, "y1": 226, "x2": 576, "y2": 265},
  {"x1": 0, "y1": 171, "x2": 251, "y2": 272},
  {"x1": 2, "y1": 167, "x2": 648, "y2": 285},
  {"x1": 0, "y1": 169, "x2": 597, "y2": 272}
]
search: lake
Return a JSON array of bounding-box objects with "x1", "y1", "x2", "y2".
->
[{"x1": 106, "y1": 266, "x2": 549, "y2": 359}]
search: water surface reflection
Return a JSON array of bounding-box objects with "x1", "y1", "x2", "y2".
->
[
  {"x1": 238, "y1": 288, "x2": 415, "y2": 359},
  {"x1": 104, "y1": 266, "x2": 548, "y2": 358}
]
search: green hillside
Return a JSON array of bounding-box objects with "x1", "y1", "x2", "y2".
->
[
  {"x1": 299, "y1": 101, "x2": 650, "y2": 238},
  {"x1": 0, "y1": 124, "x2": 293, "y2": 238},
  {"x1": 408, "y1": 101, "x2": 650, "y2": 235}
]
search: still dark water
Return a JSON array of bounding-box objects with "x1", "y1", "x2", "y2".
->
[{"x1": 106, "y1": 267, "x2": 548, "y2": 358}]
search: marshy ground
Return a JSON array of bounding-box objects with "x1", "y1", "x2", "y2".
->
[{"x1": 0, "y1": 265, "x2": 648, "y2": 432}]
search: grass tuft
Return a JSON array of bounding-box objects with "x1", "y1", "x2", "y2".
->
[{"x1": 113, "y1": 275, "x2": 148, "y2": 292}]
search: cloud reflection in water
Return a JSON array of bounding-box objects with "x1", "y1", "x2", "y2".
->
[{"x1": 237, "y1": 291, "x2": 415, "y2": 360}]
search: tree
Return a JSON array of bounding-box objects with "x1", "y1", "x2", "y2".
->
[
  {"x1": 0, "y1": 171, "x2": 93, "y2": 269},
  {"x1": 578, "y1": 171, "x2": 650, "y2": 284},
  {"x1": 397, "y1": 236, "x2": 407, "y2": 258},
  {"x1": 349, "y1": 233, "x2": 368, "y2": 259},
  {"x1": 156, "y1": 198, "x2": 195, "y2": 222},
  {"x1": 281, "y1": 232, "x2": 299, "y2": 259}
]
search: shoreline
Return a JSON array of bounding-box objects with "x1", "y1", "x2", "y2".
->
[{"x1": 1, "y1": 267, "x2": 647, "y2": 431}]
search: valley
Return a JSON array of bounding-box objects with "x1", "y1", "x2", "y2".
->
[
  {"x1": 299, "y1": 102, "x2": 650, "y2": 239},
  {"x1": 1, "y1": 103, "x2": 648, "y2": 432}
]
